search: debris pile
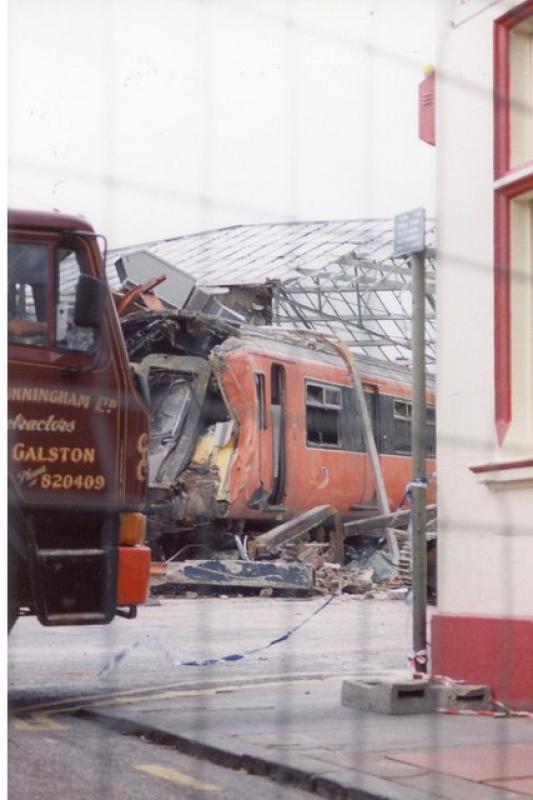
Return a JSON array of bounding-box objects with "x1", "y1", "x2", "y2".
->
[
  {"x1": 281, "y1": 539, "x2": 409, "y2": 599},
  {"x1": 318, "y1": 537, "x2": 437, "y2": 601},
  {"x1": 150, "y1": 542, "x2": 411, "y2": 600}
]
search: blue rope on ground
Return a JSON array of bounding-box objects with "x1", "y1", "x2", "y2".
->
[{"x1": 98, "y1": 593, "x2": 337, "y2": 679}]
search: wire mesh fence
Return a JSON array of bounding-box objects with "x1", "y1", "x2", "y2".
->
[{"x1": 7, "y1": 1, "x2": 533, "y2": 799}]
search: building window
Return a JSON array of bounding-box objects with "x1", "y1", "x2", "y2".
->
[
  {"x1": 305, "y1": 381, "x2": 342, "y2": 448},
  {"x1": 493, "y1": 2, "x2": 533, "y2": 447}
]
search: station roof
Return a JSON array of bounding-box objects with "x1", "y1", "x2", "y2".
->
[
  {"x1": 106, "y1": 218, "x2": 435, "y2": 288},
  {"x1": 106, "y1": 218, "x2": 436, "y2": 368}
]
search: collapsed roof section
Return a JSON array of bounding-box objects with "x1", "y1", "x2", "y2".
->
[{"x1": 107, "y1": 218, "x2": 436, "y2": 369}]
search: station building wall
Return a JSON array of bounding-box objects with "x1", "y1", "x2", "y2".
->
[{"x1": 433, "y1": 0, "x2": 533, "y2": 709}]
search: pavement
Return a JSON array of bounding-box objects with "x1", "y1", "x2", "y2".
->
[{"x1": 79, "y1": 671, "x2": 533, "y2": 800}]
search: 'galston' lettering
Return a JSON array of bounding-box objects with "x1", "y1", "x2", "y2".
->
[{"x1": 11, "y1": 444, "x2": 96, "y2": 464}]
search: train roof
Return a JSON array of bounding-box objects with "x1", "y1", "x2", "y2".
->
[
  {"x1": 229, "y1": 325, "x2": 435, "y2": 389},
  {"x1": 120, "y1": 308, "x2": 435, "y2": 390}
]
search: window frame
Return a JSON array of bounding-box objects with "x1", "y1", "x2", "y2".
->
[
  {"x1": 305, "y1": 379, "x2": 343, "y2": 450},
  {"x1": 8, "y1": 240, "x2": 51, "y2": 349},
  {"x1": 54, "y1": 236, "x2": 98, "y2": 355},
  {"x1": 392, "y1": 397, "x2": 413, "y2": 455},
  {"x1": 7, "y1": 231, "x2": 106, "y2": 367},
  {"x1": 493, "y1": 1, "x2": 533, "y2": 445}
]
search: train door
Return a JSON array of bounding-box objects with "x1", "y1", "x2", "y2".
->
[
  {"x1": 268, "y1": 363, "x2": 286, "y2": 505},
  {"x1": 254, "y1": 371, "x2": 270, "y2": 501},
  {"x1": 363, "y1": 383, "x2": 381, "y2": 449},
  {"x1": 362, "y1": 383, "x2": 382, "y2": 507}
]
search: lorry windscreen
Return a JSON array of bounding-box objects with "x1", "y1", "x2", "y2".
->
[{"x1": 8, "y1": 237, "x2": 98, "y2": 354}]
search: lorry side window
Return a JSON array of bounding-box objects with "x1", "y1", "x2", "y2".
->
[
  {"x1": 55, "y1": 243, "x2": 97, "y2": 352},
  {"x1": 306, "y1": 381, "x2": 342, "y2": 448},
  {"x1": 8, "y1": 242, "x2": 49, "y2": 346}
]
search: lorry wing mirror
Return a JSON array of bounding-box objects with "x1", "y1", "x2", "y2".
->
[{"x1": 74, "y1": 274, "x2": 107, "y2": 328}]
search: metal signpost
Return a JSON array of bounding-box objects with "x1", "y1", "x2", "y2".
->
[{"x1": 394, "y1": 208, "x2": 428, "y2": 674}]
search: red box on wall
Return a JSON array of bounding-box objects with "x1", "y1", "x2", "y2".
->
[{"x1": 419, "y1": 71, "x2": 436, "y2": 146}]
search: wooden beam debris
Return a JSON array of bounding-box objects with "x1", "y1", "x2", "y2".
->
[
  {"x1": 343, "y1": 505, "x2": 437, "y2": 536},
  {"x1": 249, "y1": 505, "x2": 344, "y2": 563}
]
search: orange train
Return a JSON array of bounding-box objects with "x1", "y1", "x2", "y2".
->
[{"x1": 121, "y1": 310, "x2": 436, "y2": 558}]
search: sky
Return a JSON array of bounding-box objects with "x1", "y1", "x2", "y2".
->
[{"x1": 8, "y1": 0, "x2": 437, "y2": 249}]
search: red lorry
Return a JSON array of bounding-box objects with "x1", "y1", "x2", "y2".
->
[{"x1": 8, "y1": 209, "x2": 151, "y2": 628}]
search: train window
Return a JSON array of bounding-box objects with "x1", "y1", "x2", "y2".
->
[
  {"x1": 306, "y1": 381, "x2": 342, "y2": 447},
  {"x1": 306, "y1": 384, "x2": 323, "y2": 405},
  {"x1": 393, "y1": 398, "x2": 412, "y2": 453},
  {"x1": 255, "y1": 373, "x2": 266, "y2": 429},
  {"x1": 393, "y1": 399, "x2": 412, "y2": 421},
  {"x1": 393, "y1": 399, "x2": 436, "y2": 456},
  {"x1": 426, "y1": 405, "x2": 436, "y2": 457},
  {"x1": 324, "y1": 386, "x2": 342, "y2": 407}
]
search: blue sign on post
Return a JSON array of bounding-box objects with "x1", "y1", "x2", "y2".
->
[{"x1": 393, "y1": 208, "x2": 426, "y2": 258}]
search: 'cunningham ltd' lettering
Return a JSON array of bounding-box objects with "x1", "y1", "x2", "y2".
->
[
  {"x1": 12, "y1": 444, "x2": 96, "y2": 464},
  {"x1": 8, "y1": 387, "x2": 91, "y2": 409}
]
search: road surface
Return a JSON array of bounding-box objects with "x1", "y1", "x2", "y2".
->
[{"x1": 9, "y1": 594, "x2": 417, "y2": 799}]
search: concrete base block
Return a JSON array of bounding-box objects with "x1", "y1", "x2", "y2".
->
[
  {"x1": 430, "y1": 683, "x2": 492, "y2": 711},
  {"x1": 341, "y1": 678, "x2": 432, "y2": 715}
]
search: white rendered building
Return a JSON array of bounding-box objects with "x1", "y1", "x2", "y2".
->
[{"x1": 432, "y1": 0, "x2": 533, "y2": 709}]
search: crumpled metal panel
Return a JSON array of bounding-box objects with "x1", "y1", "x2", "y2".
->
[{"x1": 164, "y1": 559, "x2": 314, "y2": 589}]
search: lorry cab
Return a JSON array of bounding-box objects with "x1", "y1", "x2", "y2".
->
[{"x1": 8, "y1": 210, "x2": 150, "y2": 627}]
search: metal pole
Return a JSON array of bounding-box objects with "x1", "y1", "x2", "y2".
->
[
  {"x1": 350, "y1": 360, "x2": 399, "y2": 566},
  {"x1": 410, "y1": 250, "x2": 427, "y2": 673}
]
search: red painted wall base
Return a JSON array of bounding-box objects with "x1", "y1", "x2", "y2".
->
[{"x1": 431, "y1": 613, "x2": 533, "y2": 711}]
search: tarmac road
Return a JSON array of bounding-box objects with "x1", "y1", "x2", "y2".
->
[
  {"x1": 8, "y1": 594, "x2": 414, "y2": 799},
  {"x1": 8, "y1": 594, "x2": 414, "y2": 703},
  {"x1": 8, "y1": 710, "x2": 324, "y2": 800},
  {"x1": 11, "y1": 596, "x2": 533, "y2": 800}
]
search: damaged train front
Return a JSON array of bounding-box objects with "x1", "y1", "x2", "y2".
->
[{"x1": 120, "y1": 309, "x2": 240, "y2": 560}]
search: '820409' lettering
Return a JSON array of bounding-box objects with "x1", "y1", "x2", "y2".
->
[{"x1": 40, "y1": 473, "x2": 106, "y2": 491}]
